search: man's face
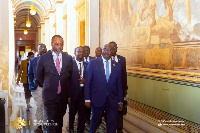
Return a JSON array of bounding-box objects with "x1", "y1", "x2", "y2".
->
[
  {"x1": 38, "y1": 44, "x2": 47, "y2": 55},
  {"x1": 102, "y1": 44, "x2": 112, "y2": 60},
  {"x1": 75, "y1": 47, "x2": 84, "y2": 61},
  {"x1": 95, "y1": 47, "x2": 102, "y2": 57},
  {"x1": 84, "y1": 47, "x2": 90, "y2": 57},
  {"x1": 110, "y1": 43, "x2": 117, "y2": 56},
  {"x1": 28, "y1": 54, "x2": 34, "y2": 59},
  {"x1": 51, "y1": 37, "x2": 64, "y2": 54}
]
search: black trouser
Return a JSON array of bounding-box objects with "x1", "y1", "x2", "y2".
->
[
  {"x1": 44, "y1": 94, "x2": 67, "y2": 133},
  {"x1": 117, "y1": 111, "x2": 123, "y2": 129},
  {"x1": 69, "y1": 89, "x2": 85, "y2": 133}
]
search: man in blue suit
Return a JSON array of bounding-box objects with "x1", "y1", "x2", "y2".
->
[
  {"x1": 36, "y1": 35, "x2": 73, "y2": 133},
  {"x1": 28, "y1": 43, "x2": 47, "y2": 132},
  {"x1": 109, "y1": 41, "x2": 128, "y2": 133},
  {"x1": 85, "y1": 44, "x2": 123, "y2": 133},
  {"x1": 68, "y1": 46, "x2": 87, "y2": 133}
]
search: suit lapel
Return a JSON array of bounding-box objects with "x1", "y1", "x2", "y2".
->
[
  {"x1": 97, "y1": 57, "x2": 107, "y2": 83},
  {"x1": 108, "y1": 60, "x2": 116, "y2": 84},
  {"x1": 61, "y1": 53, "x2": 67, "y2": 75},
  {"x1": 47, "y1": 51, "x2": 58, "y2": 75}
]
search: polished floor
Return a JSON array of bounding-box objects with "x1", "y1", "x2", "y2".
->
[{"x1": 6, "y1": 83, "x2": 144, "y2": 133}]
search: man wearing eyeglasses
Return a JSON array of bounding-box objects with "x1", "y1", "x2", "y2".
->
[
  {"x1": 36, "y1": 35, "x2": 73, "y2": 133},
  {"x1": 109, "y1": 41, "x2": 128, "y2": 133},
  {"x1": 84, "y1": 44, "x2": 123, "y2": 133}
]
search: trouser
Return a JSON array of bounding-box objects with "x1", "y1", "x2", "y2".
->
[
  {"x1": 32, "y1": 86, "x2": 47, "y2": 126},
  {"x1": 44, "y1": 94, "x2": 67, "y2": 133}
]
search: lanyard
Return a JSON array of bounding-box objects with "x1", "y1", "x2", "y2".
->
[{"x1": 79, "y1": 63, "x2": 83, "y2": 78}]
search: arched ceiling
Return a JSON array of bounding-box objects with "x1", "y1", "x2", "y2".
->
[{"x1": 13, "y1": 0, "x2": 58, "y2": 29}]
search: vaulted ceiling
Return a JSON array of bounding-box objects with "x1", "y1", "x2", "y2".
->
[{"x1": 13, "y1": 0, "x2": 60, "y2": 30}]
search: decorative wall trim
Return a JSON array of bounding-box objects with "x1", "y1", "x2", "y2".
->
[
  {"x1": 127, "y1": 99, "x2": 200, "y2": 132},
  {"x1": 127, "y1": 67, "x2": 200, "y2": 85}
]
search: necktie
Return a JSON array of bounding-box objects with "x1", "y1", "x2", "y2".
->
[
  {"x1": 79, "y1": 63, "x2": 82, "y2": 77},
  {"x1": 86, "y1": 58, "x2": 88, "y2": 63},
  {"x1": 113, "y1": 57, "x2": 115, "y2": 61},
  {"x1": 106, "y1": 61, "x2": 109, "y2": 82},
  {"x1": 56, "y1": 54, "x2": 61, "y2": 94}
]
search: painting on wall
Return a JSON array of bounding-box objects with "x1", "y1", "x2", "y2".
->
[{"x1": 100, "y1": 0, "x2": 200, "y2": 70}]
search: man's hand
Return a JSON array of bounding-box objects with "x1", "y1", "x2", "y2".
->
[
  {"x1": 68, "y1": 99, "x2": 71, "y2": 104},
  {"x1": 123, "y1": 89, "x2": 128, "y2": 97},
  {"x1": 118, "y1": 103, "x2": 123, "y2": 111},
  {"x1": 78, "y1": 77, "x2": 85, "y2": 84},
  {"x1": 85, "y1": 102, "x2": 91, "y2": 108}
]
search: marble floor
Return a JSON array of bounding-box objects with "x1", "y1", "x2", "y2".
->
[{"x1": 6, "y1": 83, "x2": 144, "y2": 133}]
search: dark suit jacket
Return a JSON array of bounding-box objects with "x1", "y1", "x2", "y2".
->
[
  {"x1": 69, "y1": 60, "x2": 87, "y2": 101},
  {"x1": 28, "y1": 56, "x2": 40, "y2": 91},
  {"x1": 116, "y1": 55, "x2": 128, "y2": 91},
  {"x1": 36, "y1": 50, "x2": 73, "y2": 103},
  {"x1": 84, "y1": 57, "x2": 123, "y2": 108}
]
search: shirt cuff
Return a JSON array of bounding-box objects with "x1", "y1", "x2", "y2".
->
[
  {"x1": 118, "y1": 102, "x2": 123, "y2": 104},
  {"x1": 85, "y1": 100, "x2": 91, "y2": 103}
]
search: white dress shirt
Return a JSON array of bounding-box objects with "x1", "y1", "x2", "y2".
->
[
  {"x1": 102, "y1": 57, "x2": 111, "y2": 76},
  {"x1": 75, "y1": 59, "x2": 84, "y2": 87},
  {"x1": 52, "y1": 51, "x2": 62, "y2": 72},
  {"x1": 112, "y1": 55, "x2": 118, "y2": 63}
]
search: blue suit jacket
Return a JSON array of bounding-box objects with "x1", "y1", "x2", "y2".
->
[
  {"x1": 28, "y1": 56, "x2": 40, "y2": 91},
  {"x1": 116, "y1": 55, "x2": 128, "y2": 91},
  {"x1": 36, "y1": 50, "x2": 73, "y2": 103},
  {"x1": 69, "y1": 60, "x2": 87, "y2": 100},
  {"x1": 84, "y1": 57, "x2": 123, "y2": 108}
]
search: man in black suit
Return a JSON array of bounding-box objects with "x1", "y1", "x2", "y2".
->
[
  {"x1": 109, "y1": 41, "x2": 128, "y2": 133},
  {"x1": 68, "y1": 46, "x2": 87, "y2": 133},
  {"x1": 36, "y1": 35, "x2": 73, "y2": 133}
]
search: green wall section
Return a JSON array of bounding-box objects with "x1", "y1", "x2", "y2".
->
[{"x1": 127, "y1": 75, "x2": 200, "y2": 124}]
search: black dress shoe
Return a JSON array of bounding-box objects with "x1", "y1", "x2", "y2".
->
[
  {"x1": 69, "y1": 128, "x2": 74, "y2": 133},
  {"x1": 34, "y1": 125, "x2": 43, "y2": 133},
  {"x1": 117, "y1": 129, "x2": 123, "y2": 133}
]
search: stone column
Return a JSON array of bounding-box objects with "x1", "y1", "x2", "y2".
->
[
  {"x1": 0, "y1": 0, "x2": 15, "y2": 94},
  {"x1": 44, "y1": 19, "x2": 50, "y2": 50},
  {"x1": 55, "y1": 4, "x2": 64, "y2": 37},
  {"x1": 40, "y1": 23, "x2": 45, "y2": 44},
  {"x1": 67, "y1": 0, "x2": 78, "y2": 55},
  {"x1": 87, "y1": 0, "x2": 99, "y2": 56}
]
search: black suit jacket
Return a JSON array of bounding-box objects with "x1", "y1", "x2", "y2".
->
[
  {"x1": 36, "y1": 50, "x2": 73, "y2": 103},
  {"x1": 116, "y1": 55, "x2": 128, "y2": 91},
  {"x1": 69, "y1": 60, "x2": 87, "y2": 101}
]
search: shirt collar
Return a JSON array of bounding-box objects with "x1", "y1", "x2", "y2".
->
[{"x1": 102, "y1": 57, "x2": 111, "y2": 63}]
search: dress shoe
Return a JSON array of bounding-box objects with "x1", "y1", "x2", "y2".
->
[
  {"x1": 34, "y1": 125, "x2": 43, "y2": 133},
  {"x1": 69, "y1": 128, "x2": 74, "y2": 133},
  {"x1": 117, "y1": 129, "x2": 123, "y2": 133}
]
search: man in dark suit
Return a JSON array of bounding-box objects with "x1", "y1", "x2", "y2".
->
[
  {"x1": 68, "y1": 46, "x2": 87, "y2": 133},
  {"x1": 83, "y1": 45, "x2": 95, "y2": 123},
  {"x1": 85, "y1": 44, "x2": 123, "y2": 133},
  {"x1": 36, "y1": 35, "x2": 73, "y2": 133},
  {"x1": 95, "y1": 47, "x2": 102, "y2": 58},
  {"x1": 83, "y1": 46, "x2": 95, "y2": 63},
  {"x1": 109, "y1": 41, "x2": 128, "y2": 133}
]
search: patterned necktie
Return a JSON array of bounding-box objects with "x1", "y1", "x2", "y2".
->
[
  {"x1": 56, "y1": 54, "x2": 61, "y2": 94},
  {"x1": 106, "y1": 60, "x2": 109, "y2": 82}
]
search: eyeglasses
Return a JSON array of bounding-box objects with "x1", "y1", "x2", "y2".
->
[{"x1": 102, "y1": 48, "x2": 112, "y2": 52}]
